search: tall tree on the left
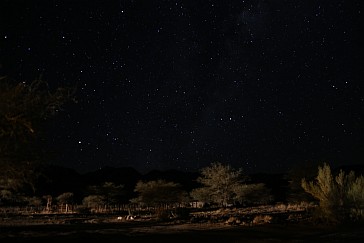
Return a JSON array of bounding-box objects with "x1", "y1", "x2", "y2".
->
[{"x1": 0, "y1": 76, "x2": 75, "y2": 195}]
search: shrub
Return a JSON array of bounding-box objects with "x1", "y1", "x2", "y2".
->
[
  {"x1": 302, "y1": 163, "x2": 364, "y2": 223},
  {"x1": 82, "y1": 195, "x2": 105, "y2": 211},
  {"x1": 155, "y1": 208, "x2": 171, "y2": 221},
  {"x1": 74, "y1": 206, "x2": 91, "y2": 214},
  {"x1": 252, "y1": 215, "x2": 272, "y2": 225}
]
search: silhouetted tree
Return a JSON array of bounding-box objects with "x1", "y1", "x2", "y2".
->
[
  {"x1": 233, "y1": 183, "x2": 273, "y2": 205},
  {"x1": 56, "y1": 192, "x2": 74, "y2": 212},
  {"x1": 131, "y1": 180, "x2": 188, "y2": 207},
  {"x1": 88, "y1": 182, "x2": 125, "y2": 207},
  {"x1": 26, "y1": 196, "x2": 42, "y2": 208},
  {"x1": 82, "y1": 195, "x2": 105, "y2": 210},
  {"x1": 0, "y1": 77, "x2": 75, "y2": 194}
]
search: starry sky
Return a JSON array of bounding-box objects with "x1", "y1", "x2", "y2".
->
[{"x1": 0, "y1": 0, "x2": 363, "y2": 174}]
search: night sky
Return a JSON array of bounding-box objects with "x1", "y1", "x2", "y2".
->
[{"x1": 1, "y1": 0, "x2": 363, "y2": 174}]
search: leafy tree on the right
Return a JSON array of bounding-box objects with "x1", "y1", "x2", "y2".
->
[{"x1": 301, "y1": 163, "x2": 364, "y2": 223}]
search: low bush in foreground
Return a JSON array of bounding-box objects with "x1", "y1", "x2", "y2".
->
[{"x1": 302, "y1": 163, "x2": 364, "y2": 224}]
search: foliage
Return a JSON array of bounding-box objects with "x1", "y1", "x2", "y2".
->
[
  {"x1": 26, "y1": 196, "x2": 42, "y2": 207},
  {"x1": 190, "y1": 187, "x2": 213, "y2": 204},
  {"x1": 302, "y1": 163, "x2": 364, "y2": 223},
  {"x1": 287, "y1": 162, "x2": 321, "y2": 203},
  {"x1": 348, "y1": 176, "x2": 364, "y2": 207},
  {"x1": 131, "y1": 180, "x2": 188, "y2": 207},
  {"x1": 88, "y1": 182, "x2": 125, "y2": 206},
  {"x1": 0, "y1": 190, "x2": 34, "y2": 206},
  {"x1": 155, "y1": 207, "x2": 171, "y2": 221},
  {"x1": 191, "y1": 162, "x2": 249, "y2": 206},
  {"x1": 348, "y1": 176, "x2": 364, "y2": 220},
  {"x1": 0, "y1": 189, "x2": 13, "y2": 205},
  {"x1": 0, "y1": 77, "x2": 75, "y2": 193},
  {"x1": 1, "y1": 189, "x2": 12, "y2": 200},
  {"x1": 82, "y1": 195, "x2": 105, "y2": 208},
  {"x1": 252, "y1": 215, "x2": 273, "y2": 225},
  {"x1": 56, "y1": 192, "x2": 74, "y2": 205},
  {"x1": 233, "y1": 183, "x2": 273, "y2": 205}
]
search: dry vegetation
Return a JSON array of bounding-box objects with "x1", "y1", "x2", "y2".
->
[{"x1": 0, "y1": 202, "x2": 314, "y2": 227}]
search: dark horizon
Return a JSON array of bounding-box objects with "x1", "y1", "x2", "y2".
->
[{"x1": 48, "y1": 161, "x2": 364, "y2": 177}]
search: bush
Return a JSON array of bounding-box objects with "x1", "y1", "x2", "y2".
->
[
  {"x1": 155, "y1": 208, "x2": 171, "y2": 221},
  {"x1": 302, "y1": 163, "x2": 364, "y2": 224},
  {"x1": 252, "y1": 215, "x2": 272, "y2": 225},
  {"x1": 74, "y1": 206, "x2": 91, "y2": 214}
]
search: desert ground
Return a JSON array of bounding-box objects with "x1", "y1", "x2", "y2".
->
[{"x1": 1, "y1": 206, "x2": 364, "y2": 242}]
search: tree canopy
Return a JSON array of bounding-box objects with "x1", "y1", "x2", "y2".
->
[
  {"x1": 88, "y1": 182, "x2": 125, "y2": 206},
  {"x1": 0, "y1": 77, "x2": 75, "y2": 194},
  {"x1": 191, "y1": 162, "x2": 272, "y2": 207},
  {"x1": 191, "y1": 162, "x2": 247, "y2": 206},
  {"x1": 131, "y1": 180, "x2": 188, "y2": 207}
]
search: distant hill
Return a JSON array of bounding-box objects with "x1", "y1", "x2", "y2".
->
[
  {"x1": 36, "y1": 165, "x2": 84, "y2": 201},
  {"x1": 248, "y1": 173, "x2": 289, "y2": 203},
  {"x1": 82, "y1": 166, "x2": 142, "y2": 190}
]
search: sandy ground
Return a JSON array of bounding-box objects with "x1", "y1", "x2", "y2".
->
[{"x1": 1, "y1": 217, "x2": 364, "y2": 243}]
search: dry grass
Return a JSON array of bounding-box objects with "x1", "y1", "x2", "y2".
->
[{"x1": 252, "y1": 215, "x2": 272, "y2": 225}]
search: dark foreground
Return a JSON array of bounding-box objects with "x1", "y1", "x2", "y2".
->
[{"x1": 1, "y1": 221, "x2": 364, "y2": 243}]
